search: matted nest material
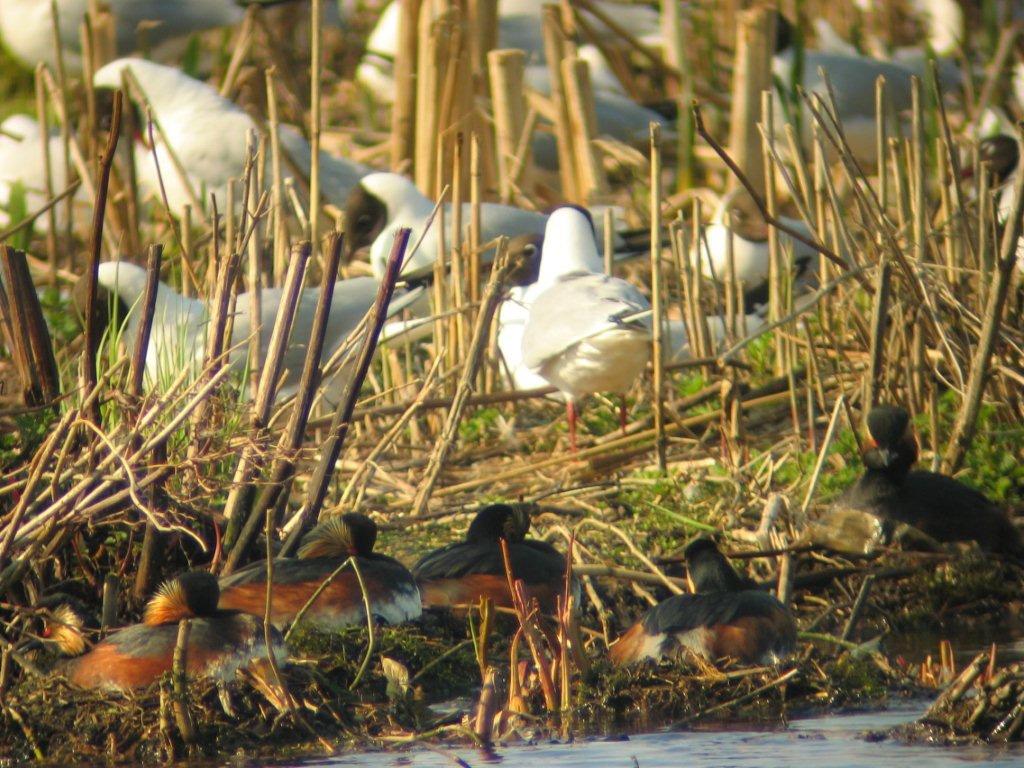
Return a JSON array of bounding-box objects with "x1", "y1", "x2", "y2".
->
[
  {"x1": 575, "y1": 645, "x2": 920, "y2": 733},
  {"x1": 0, "y1": 669, "x2": 337, "y2": 765},
  {"x1": 884, "y1": 657, "x2": 1024, "y2": 745}
]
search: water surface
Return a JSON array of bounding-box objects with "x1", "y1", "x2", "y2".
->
[{"x1": 303, "y1": 704, "x2": 1022, "y2": 768}]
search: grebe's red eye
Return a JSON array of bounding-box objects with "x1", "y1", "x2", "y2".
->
[{"x1": 41, "y1": 626, "x2": 52, "y2": 638}]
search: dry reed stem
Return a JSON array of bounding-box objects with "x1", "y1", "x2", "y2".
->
[
  {"x1": 726, "y1": 7, "x2": 774, "y2": 205},
  {"x1": 80, "y1": 89, "x2": 122, "y2": 423},
  {"x1": 170, "y1": 619, "x2": 196, "y2": 744},
  {"x1": 499, "y1": 537, "x2": 557, "y2": 711},
  {"x1": 309, "y1": 0, "x2": 324, "y2": 258},
  {"x1": 540, "y1": 6, "x2": 576, "y2": 198},
  {"x1": 222, "y1": 233, "x2": 342, "y2": 571},
  {"x1": 942, "y1": 124, "x2": 1024, "y2": 472},
  {"x1": 411, "y1": 240, "x2": 513, "y2": 515},
  {"x1": 284, "y1": 229, "x2": 412, "y2": 553},
  {"x1": 0, "y1": 181, "x2": 81, "y2": 245},
  {"x1": 391, "y1": 0, "x2": 421, "y2": 172},
  {"x1": 649, "y1": 123, "x2": 666, "y2": 471},
  {"x1": 489, "y1": 49, "x2": 530, "y2": 204}
]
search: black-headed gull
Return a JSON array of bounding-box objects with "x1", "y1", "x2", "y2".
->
[
  {"x1": 343, "y1": 172, "x2": 635, "y2": 280},
  {"x1": 93, "y1": 58, "x2": 369, "y2": 218},
  {"x1": 496, "y1": 233, "x2": 551, "y2": 393},
  {"x1": 495, "y1": 229, "x2": 768, "y2": 388},
  {"x1": 75, "y1": 260, "x2": 423, "y2": 404},
  {"x1": 690, "y1": 191, "x2": 819, "y2": 311},
  {"x1": 970, "y1": 134, "x2": 1024, "y2": 269},
  {"x1": 520, "y1": 207, "x2": 651, "y2": 450}
]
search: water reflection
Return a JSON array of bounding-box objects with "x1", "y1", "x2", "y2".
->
[{"x1": 312, "y1": 703, "x2": 1023, "y2": 768}]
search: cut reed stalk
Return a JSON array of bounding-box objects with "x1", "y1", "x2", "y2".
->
[
  {"x1": 282, "y1": 229, "x2": 411, "y2": 554},
  {"x1": 650, "y1": 123, "x2": 666, "y2": 471},
  {"x1": 81, "y1": 89, "x2": 122, "y2": 423},
  {"x1": 411, "y1": 240, "x2": 513, "y2": 515}
]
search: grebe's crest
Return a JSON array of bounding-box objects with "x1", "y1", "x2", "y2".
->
[
  {"x1": 683, "y1": 536, "x2": 750, "y2": 593},
  {"x1": 143, "y1": 571, "x2": 219, "y2": 626},
  {"x1": 41, "y1": 603, "x2": 90, "y2": 657},
  {"x1": 465, "y1": 503, "x2": 534, "y2": 544},
  {"x1": 298, "y1": 513, "x2": 378, "y2": 559}
]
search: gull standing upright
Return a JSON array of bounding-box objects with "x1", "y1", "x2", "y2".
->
[{"x1": 521, "y1": 207, "x2": 652, "y2": 451}]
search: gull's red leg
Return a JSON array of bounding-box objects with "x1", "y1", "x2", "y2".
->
[{"x1": 619, "y1": 396, "x2": 628, "y2": 435}]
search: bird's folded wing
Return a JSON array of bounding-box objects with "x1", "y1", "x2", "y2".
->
[{"x1": 521, "y1": 273, "x2": 651, "y2": 369}]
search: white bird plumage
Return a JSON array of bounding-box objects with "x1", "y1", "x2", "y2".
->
[
  {"x1": 90, "y1": 261, "x2": 423, "y2": 404},
  {"x1": 0, "y1": 0, "x2": 343, "y2": 71},
  {"x1": 690, "y1": 192, "x2": 820, "y2": 303},
  {"x1": 93, "y1": 58, "x2": 369, "y2": 218},
  {"x1": 520, "y1": 208, "x2": 652, "y2": 449},
  {"x1": 1, "y1": 0, "x2": 240, "y2": 70},
  {"x1": 665, "y1": 313, "x2": 769, "y2": 365},
  {"x1": 346, "y1": 172, "x2": 627, "y2": 280},
  {"x1": 0, "y1": 115, "x2": 90, "y2": 230}
]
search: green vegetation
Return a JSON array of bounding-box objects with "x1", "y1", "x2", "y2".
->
[{"x1": 0, "y1": 45, "x2": 32, "y2": 120}]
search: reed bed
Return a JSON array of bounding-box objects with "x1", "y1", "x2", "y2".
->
[{"x1": 0, "y1": 0, "x2": 1023, "y2": 762}]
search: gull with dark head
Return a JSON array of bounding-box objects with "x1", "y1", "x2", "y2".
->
[
  {"x1": 343, "y1": 172, "x2": 638, "y2": 280},
  {"x1": 966, "y1": 134, "x2": 1024, "y2": 270},
  {"x1": 343, "y1": 172, "x2": 549, "y2": 279},
  {"x1": 520, "y1": 206, "x2": 651, "y2": 451},
  {"x1": 496, "y1": 233, "x2": 551, "y2": 393},
  {"x1": 690, "y1": 190, "x2": 819, "y2": 311}
]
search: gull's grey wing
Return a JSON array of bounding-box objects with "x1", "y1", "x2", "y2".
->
[
  {"x1": 474, "y1": 203, "x2": 547, "y2": 244},
  {"x1": 777, "y1": 51, "x2": 916, "y2": 118},
  {"x1": 279, "y1": 125, "x2": 369, "y2": 210},
  {"x1": 522, "y1": 273, "x2": 651, "y2": 370},
  {"x1": 231, "y1": 278, "x2": 424, "y2": 398}
]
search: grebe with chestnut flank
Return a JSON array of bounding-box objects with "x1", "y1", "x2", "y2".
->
[
  {"x1": 412, "y1": 504, "x2": 574, "y2": 614},
  {"x1": 44, "y1": 571, "x2": 284, "y2": 691},
  {"x1": 610, "y1": 538, "x2": 796, "y2": 666},
  {"x1": 217, "y1": 514, "x2": 421, "y2": 629}
]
